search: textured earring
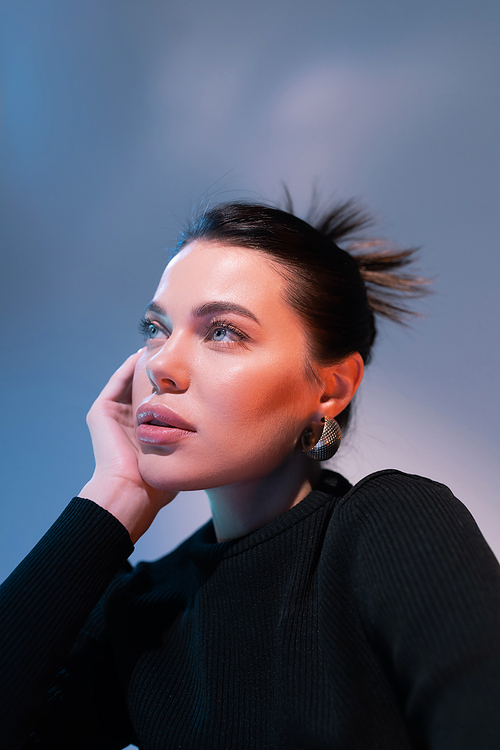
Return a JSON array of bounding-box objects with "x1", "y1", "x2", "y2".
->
[{"x1": 301, "y1": 416, "x2": 341, "y2": 461}]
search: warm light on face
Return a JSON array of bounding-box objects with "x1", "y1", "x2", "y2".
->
[{"x1": 131, "y1": 240, "x2": 325, "y2": 493}]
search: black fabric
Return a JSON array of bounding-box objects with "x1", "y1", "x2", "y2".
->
[{"x1": 1, "y1": 470, "x2": 500, "y2": 749}]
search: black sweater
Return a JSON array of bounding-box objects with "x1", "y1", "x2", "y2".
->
[{"x1": 2, "y1": 470, "x2": 500, "y2": 749}]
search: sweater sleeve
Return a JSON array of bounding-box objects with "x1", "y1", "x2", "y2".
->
[
  {"x1": 0, "y1": 497, "x2": 135, "y2": 749},
  {"x1": 322, "y1": 471, "x2": 500, "y2": 749}
]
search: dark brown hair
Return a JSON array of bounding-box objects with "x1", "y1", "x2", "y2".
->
[{"x1": 173, "y1": 197, "x2": 429, "y2": 430}]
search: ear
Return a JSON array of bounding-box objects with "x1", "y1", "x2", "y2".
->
[{"x1": 317, "y1": 352, "x2": 364, "y2": 418}]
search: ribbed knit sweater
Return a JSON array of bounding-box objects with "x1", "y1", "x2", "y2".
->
[{"x1": 2, "y1": 469, "x2": 500, "y2": 749}]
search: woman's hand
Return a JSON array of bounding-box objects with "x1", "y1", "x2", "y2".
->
[{"x1": 80, "y1": 351, "x2": 177, "y2": 543}]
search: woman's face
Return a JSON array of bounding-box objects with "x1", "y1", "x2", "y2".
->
[{"x1": 132, "y1": 240, "x2": 326, "y2": 492}]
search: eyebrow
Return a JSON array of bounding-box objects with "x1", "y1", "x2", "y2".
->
[
  {"x1": 193, "y1": 301, "x2": 260, "y2": 324},
  {"x1": 145, "y1": 301, "x2": 168, "y2": 317},
  {"x1": 144, "y1": 300, "x2": 260, "y2": 325}
]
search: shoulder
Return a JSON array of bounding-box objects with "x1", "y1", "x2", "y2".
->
[
  {"x1": 322, "y1": 468, "x2": 499, "y2": 584},
  {"x1": 321, "y1": 468, "x2": 500, "y2": 598},
  {"x1": 339, "y1": 467, "x2": 458, "y2": 508},
  {"x1": 332, "y1": 468, "x2": 476, "y2": 539}
]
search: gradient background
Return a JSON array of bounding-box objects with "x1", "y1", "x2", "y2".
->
[{"x1": 1, "y1": 0, "x2": 499, "y2": 587}]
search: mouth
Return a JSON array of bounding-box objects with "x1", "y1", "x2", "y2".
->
[
  {"x1": 148, "y1": 418, "x2": 178, "y2": 428},
  {"x1": 136, "y1": 403, "x2": 196, "y2": 445}
]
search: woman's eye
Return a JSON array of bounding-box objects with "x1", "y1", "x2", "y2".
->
[
  {"x1": 211, "y1": 326, "x2": 232, "y2": 342},
  {"x1": 139, "y1": 317, "x2": 166, "y2": 340},
  {"x1": 206, "y1": 320, "x2": 247, "y2": 344}
]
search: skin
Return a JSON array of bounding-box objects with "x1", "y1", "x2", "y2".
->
[{"x1": 81, "y1": 240, "x2": 363, "y2": 543}]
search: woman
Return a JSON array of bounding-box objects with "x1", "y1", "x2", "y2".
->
[{"x1": 2, "y1": 199, "x2": 500, "y2": 749}]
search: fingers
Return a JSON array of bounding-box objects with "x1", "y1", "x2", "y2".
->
[{"x1": 97, "y1": 350, "x2": 143, "y2": 404}]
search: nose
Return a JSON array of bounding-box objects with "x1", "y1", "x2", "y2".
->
[{"x1": 145, "y1": 337, "x2": 190, "y2": 394}]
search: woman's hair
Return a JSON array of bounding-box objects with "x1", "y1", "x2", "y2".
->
[{"x1": 172, "y1": 195, "x2": 429, "y2": 430}]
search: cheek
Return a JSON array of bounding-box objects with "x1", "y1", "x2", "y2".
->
[
  {"x1": 194, "y1": 365, "x2": 312, "y2": 483},
  {"x1": 196, "y1": 358, "x2": 312, "y2": 432}
]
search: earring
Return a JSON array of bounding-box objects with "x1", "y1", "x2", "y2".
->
[{"x1": 301, "y1": 416, "x2": 341, "y2": 461}]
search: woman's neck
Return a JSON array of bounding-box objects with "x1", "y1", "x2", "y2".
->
[{"x1": 206, "y1": 452, "x2": 322, "y2": 542}]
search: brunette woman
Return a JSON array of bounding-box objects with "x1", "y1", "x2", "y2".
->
[{"x1": 2, "y1": 199, "x2": 500, "y2": 749}]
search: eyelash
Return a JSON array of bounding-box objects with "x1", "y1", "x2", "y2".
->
[
  {"x1": 138, "y1": 316, "x2": 248, "y2": 343},
  {"x1": 139, "y1": 316, "x2": 161, "y2": 338}
]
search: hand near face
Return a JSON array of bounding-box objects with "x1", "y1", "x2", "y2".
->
[{"x1": 80, "y1": 351, "x2": 177, "y2": 543}]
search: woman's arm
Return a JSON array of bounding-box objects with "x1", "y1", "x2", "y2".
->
[
  {"x1": 0, "y1": 498, "x2": 134, "y2": 747},
  {"x1": 0, "y1": 352, "x2": 175, "y2": 746}
]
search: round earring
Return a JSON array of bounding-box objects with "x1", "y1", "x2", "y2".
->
[{"x1": 301, "y1": 416, "x2": 341, "y2": 461}]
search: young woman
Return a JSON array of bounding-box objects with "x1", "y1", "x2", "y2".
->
[{"x1": 2, "y1": 200, "x2": 500, "y2": 749}]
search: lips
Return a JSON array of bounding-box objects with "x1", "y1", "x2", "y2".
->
[
  {"x1": 136, "y1": 403, "x2": 195, "y2": 431},
  {"x1": 136, "y1": 403, "x2": 196, "y2": 445}
]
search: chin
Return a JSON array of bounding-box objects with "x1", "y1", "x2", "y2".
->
[
  {"x1": 137, "y1": 452, "x2": 225, "y2": 493},
  {"x1": 138, "y1": 458, "x2": 206, "y2": 493}
]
